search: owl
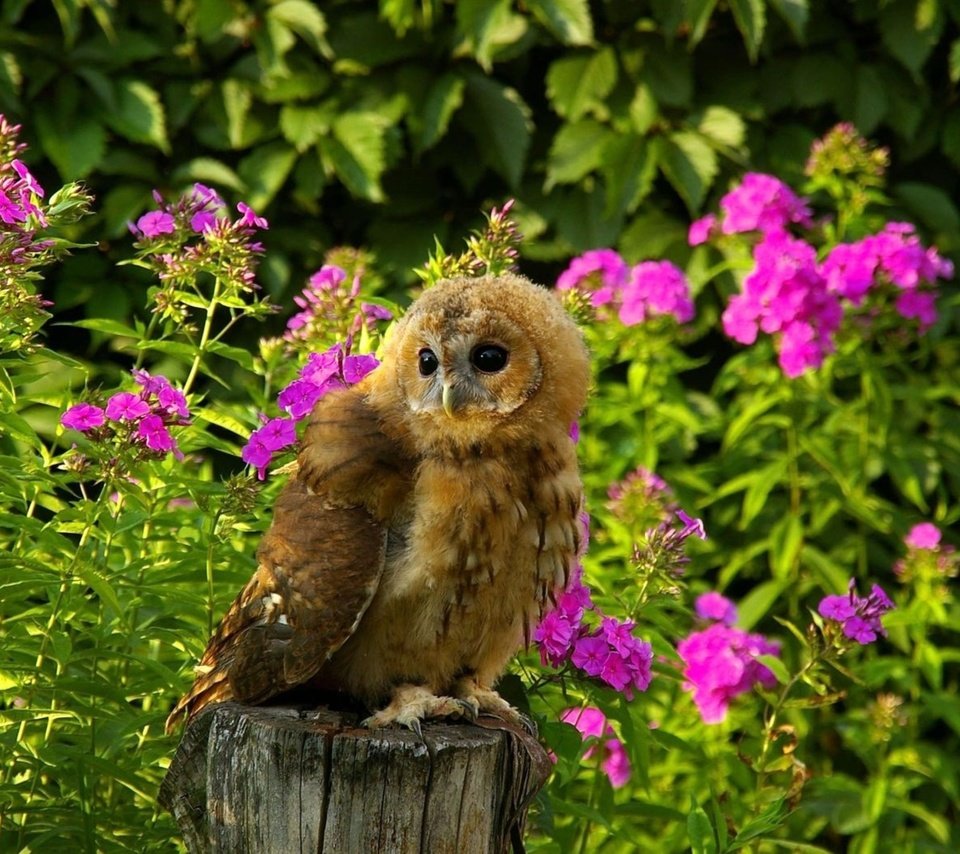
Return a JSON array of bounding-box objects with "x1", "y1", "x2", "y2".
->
[{"x1": 166, "y1": 273, "x2": 590, "y2": 734}]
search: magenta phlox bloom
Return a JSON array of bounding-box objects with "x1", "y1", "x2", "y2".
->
[
  {"x1": 678, "y1": 623, "x2": 780, "y2": 724},
  {"x1": 571, "y1": 634, "x2": 609, "y2": 676},
  {"x1": 719, "y1": 172, "x2": 813, "y2": 236},
  {"x1": 137, "y1": 414, "x2": 183, "y2": 460},
  {"x1": 688, "y1": 214, "x2": 717, "y2": 246},
  {"x1": 361, "y1": 302, "x2": 393, "y2": 322},
  {"x1": 817, "y1": 579, "x2": 894, "y2": 645},
  {"x1": 60, "y1": 402, "x2": 106, "y2": 432},
  {"x1": 242, "y1": 417, "x2": 297, "y2": 480},
  {"x1": 676, "y1": 510, "x2": 707, "y2": 541},
  {"x1": 236, "y1": 202, "x2": 268, "y2": 230},
  {"x1": 136, "y1": 210, "x2": 176, "y2": 238},
  {"x1": 535, "y1": 610, "x2": 580, "y2": 666},
  {"x1": 342, "y1": 353, "x2": 379, "y2": 384},
  {"x1": 555, "y1": 249, "x2": 629, "y2": 307},
  {"x1": 895, "y1": 290, "x2": 938, "y2": 330},
  {"x1": 695, "y1": 591, "x2": 737, "y2": 625},
  {"x1": 905, "y1": 522, "x2": 941, "y2": 550},
  {"x1": 723, "y1": 232, "x2": 842, "y2": 377},
  {"x1": 105, "y1": 392, "x2": 151, "y2": 422},
  {"x1": 560, "y1": 707, "x2": 632, "y2": 788},
  {"x1": 619, "y1": 261, "x2": 695, "y2": 325}
]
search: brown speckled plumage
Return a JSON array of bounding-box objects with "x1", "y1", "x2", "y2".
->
[{"x1": 166, "y1": 274, "x2": 589, "y2": 733}]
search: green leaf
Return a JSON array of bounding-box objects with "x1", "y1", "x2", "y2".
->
[
  {"x1": 742, "y1": 458, "x2": 788, "y2": 526},
  {"x1": 853, "y1": 64, "x2": 888, "y2": 136},
  {"x1": 688, "y1": 804, "x2": 716, "y2": 854},
  {"x1": 769, "y1": 513, "x2": 804, "y2": 580},
  {"x1": 280, "y1": 103, "x2": 333, "y2": 152},
  {"x1": 71, "y1": 318, "x2": 141, "y2": 339},
  {"x1": 641, "y1": 42, "x2": 692, "y2": 107},
  {"x1": 460, "y1": 74, "x2": 532, "y2": 188},
  {"x1": 238, "y1": 141, "x2": 298, "y2": 210},
  {"x1": 729, "y1": 799, "x2": 789, "y2": 848},
  {"x1": 545, "y1": 120, "x2": 611, "y2": 190},
  {"x1": 696, "y1": 105, "x2": 746, "y2": 149},
  {"x1": 103, "y1": 80, "x2": 169, "y2": 152},
  {"x1": 526, "y1": 0, "x2": 593, "y2": 45},
  {"x1": 545, "y1": 47, "x2": 618, "y2": 121},
  {"x1": 737, "y1": 580, "x2": 788, "y2": 630},
  {"x1": 455, "y1": 0, "x2": 524, "y2": 70},
  {"x1": 222, "y1": 79, "x2": 253, "y2": 149},
  {"x1": 602, "y1": 133, "x2": 657, "y2": 218},
  {"x1": 193, "y1": 0, "x2": 237, "y2": 43},
  {"x1": 268, "y1": 0, "x2": 328, "y2": 55},
  {"x1": 322, "y1": 112, "x2": 390, "y2": 202},
  {"x1": 685, "y1": 0, "x2": 720, "y2": 47},
  {"x1": 170, "y1": 158, "x2": 245, "y2": 193},
  {"x1": 36, "y1": 112, "x2": 106, "y2": 181},
  {"x1": 756, "y1": 654, "x2": 790, "y2": 685},
  {"x1": 628, "y1": 83, "x2": 658, "y2": 134},
  {"x1": 729, "y1": 0, "x2": 766, "y2": 62},
  {"x1": 658, "y1": 131, "x2": 718, "y2": 214},
  {"x1": 893, "y1": 181, "x2": 960, "y2": 234},
  {"x1": 941, "y1": 109, "x2": 960, "y2": 169},
  {"x1": 768, "y1": 0, "x2": 808, "y2": 41},
  {"x1": 879, "y1": 0, "x2": 943, "y2": 77},
  {"x1": 416, "y1": 73, "x2": 466, "y2": 153},
  {"x1": 206, "y1": 341, "x2": 255, "y2": 371},
  {"x1": 950, "y1": 39, "x2": 960, "y2": 83}
]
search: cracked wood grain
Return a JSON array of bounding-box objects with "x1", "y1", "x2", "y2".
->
[{"x1": 159, "y1": 703, "x2": 549, "y2": 853}]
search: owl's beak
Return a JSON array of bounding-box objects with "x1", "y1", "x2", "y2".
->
[{"x1": 442, "y1": 383, "x2": 456, "y2": 418}]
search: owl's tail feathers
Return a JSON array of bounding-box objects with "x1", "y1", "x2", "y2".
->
[{"x1": 164, "y1": 663, "x2": 234, "y2": 735}]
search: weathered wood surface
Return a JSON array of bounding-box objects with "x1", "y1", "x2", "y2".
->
[{"x1": 159, "y1": 703, "x2": 551, "y2": 854}]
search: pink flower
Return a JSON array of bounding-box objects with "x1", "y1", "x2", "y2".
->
[
  {"x1": 719, "y1": 173, "x2": 812, "y2": 236},
  {"x1": 136, "y1": 210, "x2": 176, "y2": 238},
  {"x1": 905, "y1": 523, "x2": 941, "y2": 550},
  {"x1": 105, "y1": 392, "x2": 151, "y2": 422},
  {"x1": 895, "y1": 289, "x2": 938, "y2": 331},
  {"x1": 236, "y1": 202, "x2": 268, "y2": 230},
  {"x1": 571, "y1": 634, "x2": 608, "y2": 677},
  {"x1": 342, "y1": 353, "x2": 379, "y2": 384},
  {"x1": 137, "y1": 414, "x2": 183, "y2": 460},
  {"x1": 190, "y1": 210, "x2": 219, "y2": 233},
  {"x1": 817, "y1": 579, "x2": 894, "y2": 645},
  {"x1": 241, "y1": 417, "x2": 297, "y2": 480},
  {"x1": 695, "y1": 591, "x2": 737, "y2": 625},
  {"x1": 560, "y1": 707, "x2": 632, "y2": 788},
  {"x1": 619, "y1": 261, "x2": 695, "y2": 325},
  {"x1": 60, "y1": 402, "x2": 105, "y2": 432},
  {"x1": 534, "y1": 610, "x2": 580, "y2": 667},
  {"x1": 678, "y1": 622, "x2": 780, "y2": 724},
  {"x1": 688, "y1": 214, "x2": 716, "y2": 246},
  {"x1": 555, "y1": 249, "x2": 629, "y2": 307}
]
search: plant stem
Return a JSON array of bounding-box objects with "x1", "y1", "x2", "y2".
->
[{"x1": 182, "y1": 276, "x2": 222, "y2": 395}]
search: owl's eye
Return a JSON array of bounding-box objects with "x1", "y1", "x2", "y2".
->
[
  {"x1": 471, "y1": 344, "x2": 509, "y2": 373},
  {"x1": 418, "y1": 348, "x2": 439, "y2": 377}
]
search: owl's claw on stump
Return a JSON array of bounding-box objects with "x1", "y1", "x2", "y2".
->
[
  {"x1": 362, "y1": 683, "x2": 476, "y2": 732},
  {"x1": 452, "y1": 678, "x2": 523, "y2": 726}
]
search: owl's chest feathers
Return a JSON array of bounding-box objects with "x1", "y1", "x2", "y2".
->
[{"x1": 328, "y1": 442, "x2": 582, "y2": 698}]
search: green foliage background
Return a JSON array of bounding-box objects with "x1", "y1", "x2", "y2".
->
[
  {"x1": 2, "y1": 1, "x2": 960, "y2": 852},
  {"x1": 5, "y1": 0, "x2": 960, "y2": 307}
]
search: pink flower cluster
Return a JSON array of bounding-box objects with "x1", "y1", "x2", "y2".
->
[
  {"x1": 821, "y1": 223, "x2": 953, "y2": 331},
  {"x1": 241, "y1": 343, "x2": 379, "y2": 479},
  {"x1": 692, "y1": 168, "x2": 953, "y2": 377},
  {"x1": 818, "y1": 580, "x2": 894, "y2": 645},
  {"x1": 560, "y1": 706, "x2": 631, "y2": 788},
  {"x1": 535, "y1": 506, "x2": 711, "y2": 698},
  {"x1": 285, "y1": 264, "x2": 392, "y2": 346},
  {"x1": 690, "y1": 173, "x2": 812, "y2": 244},
  {"x1": 722, "y1": 232, "x2": 843, "y2": 377},
  {"x1": 556, "y1": 249, "x2": 694, "y2": 325},
  {"x1": 677, "y1": 592, "x2": 781, "y2": 724},
  {"x1": 0, "y1": 116, "x2": 54, "y2": 272},
  {"x1": 130, "y1": 183, "x2": 269, "y2": 294},
  {"x1": 60, "y1": 370, "x2": 190, "y2": 460},
  {"x1": 894, "y1": 523, "x2": 958, "y2": 582}
]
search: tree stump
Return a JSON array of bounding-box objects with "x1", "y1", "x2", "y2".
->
[{"x1": 159, "y1": 703, "x2": 551, "y2": 853}]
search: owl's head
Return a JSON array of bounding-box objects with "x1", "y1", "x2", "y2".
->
[{"x1": 370, "y1": 274, "x2": 589, "y2": 454}]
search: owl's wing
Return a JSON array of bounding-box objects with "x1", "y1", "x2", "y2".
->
[{"x1": 166, "y1": 385, "x2": 409, "y2": 733}]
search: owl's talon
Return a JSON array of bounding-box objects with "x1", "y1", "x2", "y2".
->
[
  {"x1": 407, "y1": 717, "x2": 423, "y2": 739},
  {"x1": 456, "y1": 697, "x2": 480, "y2": 722}
]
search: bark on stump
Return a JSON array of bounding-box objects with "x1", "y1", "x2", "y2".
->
[{"x1": 159, "y1": 703, "x2": 551, "y2": 853}]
